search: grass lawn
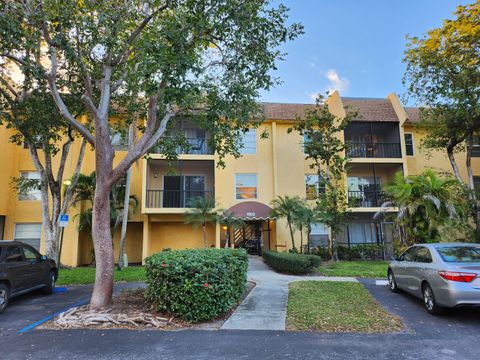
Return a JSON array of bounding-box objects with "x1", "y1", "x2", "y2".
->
[
  {"x1": 56, "y1": 266, "x2": 146, "y2": 285},
  {"x1": 287, "y1": 281, "x2": 403, "y2": 333},
  {"x1": 317, "y1": 260, "x2": 388, "y2": 278}
]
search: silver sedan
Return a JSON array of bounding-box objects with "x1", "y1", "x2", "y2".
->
[{"x1": 388, "y1": 243, "x2": 480, "y2": 314}]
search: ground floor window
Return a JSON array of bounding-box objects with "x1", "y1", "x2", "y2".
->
[
  {"x1": 347, "y1": 222, "x2": 380, "y2": 245},
  {"x1": 309, "y1": 223, "x2": 329, "y2": 248},
  {"x1": 14, "y1": 223, "x2": 41, "y2": 250}
]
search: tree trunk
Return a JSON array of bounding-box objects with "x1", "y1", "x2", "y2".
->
[
  {"x1": 202, "y1": 223, "x2": 208, "y2": 248},
  {"x1": 331, "y1": 233, "x2": 339, "y2": 262},
  {"x1": 306, "y1": 225, "x2": 311, "y2": 254},
  {"x1": 465, "y1": 134, "x2": 480, "y2": 242},
  {"x1": 299, "y1": 225, "x2": 304, "y2": 254},
  {"x1": 90, "y1": 180, "x2": 115, "y2": 309},
  {"x1": 90, "y1": 110, "x2": 115, "y2": 309},
  {"x1": 118, "y1": 125, "x2": 135, "y2": 268},
  {"x1": 287, "y1": 217, "x2": 296, "y2": 252}
]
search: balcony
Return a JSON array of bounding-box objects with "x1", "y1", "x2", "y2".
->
[
  {"x1": 146, "y1": 190, "x2": 214, "y2": 208},
  {"x1": 151, "y1": 117, "x2": 213, "y2": 156},
  {"x1": 347, "y1": 142, "x2": 401, "y2": 158},
  {"x1": 347, "y1": 163, "x2": 402, "y2": 208},
  {"x1": 348, "y1": 190, "x2": 387, "y2": 208},
  {"x1": 345, "y1": 122, "x2": 402, "y2": 158},
  {"x1": 144, "y1": 159, "x2": 215, "y2": 211},
  {"x1": 152, "y1": 137, "x2": 213, "y2": 155}
]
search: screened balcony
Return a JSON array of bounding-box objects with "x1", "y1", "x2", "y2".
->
[
  {"x1": 347, "y1": 163, "x2": 403, "y2": 208},
  {"x1": 151, "y1": 118, "x2": 213, "y2": 155},
  {"x1": 345, "y1": 122, "x2": 401, "y2": 158},
  {"x1": 145, "y1": 160, "x2": 214, "y2": 209}
]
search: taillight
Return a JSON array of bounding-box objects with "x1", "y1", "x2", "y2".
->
[{"x1": 438, "y1": 271, "x2": 477, "y2": 283}]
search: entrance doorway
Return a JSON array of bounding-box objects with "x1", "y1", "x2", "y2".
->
[{"x1": 233, "y1": 220, "x2": 271, "y2": 255}]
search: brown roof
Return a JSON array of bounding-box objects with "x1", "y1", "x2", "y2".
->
[
  {"x1": 342, "y1": 97, "x2": 399, "y2": 122},
  {"x1": 261, "y1": 102, "x2": 315, "y2": 120},
  {"x1": 405, "y1": 107, "x2": 421, "y2": 123}
]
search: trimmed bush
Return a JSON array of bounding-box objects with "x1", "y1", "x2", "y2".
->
[
  {"x1": 263, "y1": 251, "x2": 321, "y2": 274},
  {"x1": 312, "y1": 244, "x2": 384, "y2": 261},
  {"x1": 145, "y1": 248, "x2": 248, "y2": 323}
]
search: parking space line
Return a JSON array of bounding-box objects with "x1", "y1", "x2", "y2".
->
[
  {"x1": 375, "y1": 280, "x2": 388, "y2": 286},
  {"x1": 17, "y1": 297, "x2": 89, "y2": 334}
]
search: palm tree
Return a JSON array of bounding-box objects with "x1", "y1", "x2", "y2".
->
[
  {"x1": 270, "y1": 195, "x2": 303, "y2": 252},
  {"x1": 377, "y1": 169, "x2": 470, "y2": 245},
  {"x1": 71, "y1": 171, "x2": 138, "y2": 241},
  {"x1": 184, "y1": 196, "x2": 218, "y2": 248},
  {"x1": 293, "y1": 202, "x2": 320, "y2": 254},
  {"x1": 219, "y1": 210, "x2": 244, "y2": 248}
]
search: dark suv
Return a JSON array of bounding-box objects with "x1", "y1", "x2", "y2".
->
[{"x1": 0, "y1": 241, "x2": 57, "y2": 313}]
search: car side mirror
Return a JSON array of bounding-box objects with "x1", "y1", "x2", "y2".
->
[
  {"x1": 391, "y1": 255, "x2": 398, "y2": 261},
  {"x1": 41, "y1": 255, "x2": 48, "y2": 261}
]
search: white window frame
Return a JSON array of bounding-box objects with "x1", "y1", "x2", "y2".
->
[
  {"x1": 235, "y1": 173, "x2": 258, "y2": 200},
  {"x1": 14, "y1": 223, "x2": 42, "y2": 250},
  {"x1": 18, "y1": 171, "x2": 41, "y2": 201},
  {"x1": 239, "y1": 129, "x2": 257, "y2": 155},
  {"x1": 404, "y1": 133, "x2": 415, "y2": 156}
]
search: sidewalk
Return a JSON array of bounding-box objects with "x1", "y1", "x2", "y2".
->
[{"x1": 221, "y1": 256, "x2": 356, "y2": 331}]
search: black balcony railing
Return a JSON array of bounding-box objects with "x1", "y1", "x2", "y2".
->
[
  {"x1": 152, "y1": 137, "x2": 213, "y2": 155},
  {"x1": 146, "y1": 190, "x2": 214, "y2": 208},
  {"x1": 348, "y1": 190, "x2": 387, "y2": 208},
  {"x1": 346, "y1": 142, "x2": 402, "y2": 158}
]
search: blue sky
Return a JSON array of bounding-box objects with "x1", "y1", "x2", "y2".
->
[{"x1": 260, "y1": 0, "x2": 470, "y2": 105}]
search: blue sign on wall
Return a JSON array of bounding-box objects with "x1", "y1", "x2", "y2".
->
[{"x1": 59, "y1": 214, "x2": 69, "y2": 227}]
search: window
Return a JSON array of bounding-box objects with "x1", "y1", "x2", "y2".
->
[
  {"x1": 23, "y1": 246, "x2": 40, "y2": 261},
  {"x1": 305, "y1": 175, "x2": 325, "y2": 200},
  {"x1": 14, "y1": 223, "x2": 42, "y2": 250},
  {"x1": 399, "y1": 247, "x2": 417, "y2": 262},
  {"x1": 472, "y1": 136, "x2": 480, "y2": 157},
  {"x1": 239, "y1": 129, "x2": 256, "y2": 155},
  {"x1": 347, "y1": 222, "x2": 379, "y2": 245},
  {"x1": 18, "y1": 172, "x2": 41, "y2": 201},
  {"x1": 6, "y1": 246, "x2": 23, "y2": 262},
  {"x1": 436, "y1": 246, "x2": 480, "y2": 262},
  {"x1": 163, "y1": 175, "x2": 206, "y2": 208},
  {"x1": 415, "y1": 247, "x2": 433, "y2": 263},
  {"x1": 309, "y1": 223, "x2": 329, "y2": 248},
  {"x1": 404, "y1": 133, "x2": 414, "y2": 156},
  {"x1": 235, "y1": 174, "x2": 257, "y2": 199}
]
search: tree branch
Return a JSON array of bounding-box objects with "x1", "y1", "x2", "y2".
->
[
  {"x1": 45, "y1": 49, "x2": 96, "y2": 145},
  {"x1": 110, "y1": 4, "x2": 169, "y2": 66}
]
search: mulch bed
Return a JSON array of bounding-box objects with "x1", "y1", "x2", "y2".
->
[{"x1": 42, "y1": 281, "x2": 255, "y2": 331}]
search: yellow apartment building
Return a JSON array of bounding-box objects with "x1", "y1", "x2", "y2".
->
[{"x1": 1, "y1": 91, "x2": 478, "y2": 267}]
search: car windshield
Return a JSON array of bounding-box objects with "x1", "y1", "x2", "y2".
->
[{"x1": 436, "y1": 246, "x2": 480, "y2": 263}]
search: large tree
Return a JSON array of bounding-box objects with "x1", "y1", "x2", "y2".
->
[
  {"x1": 0, "y1": 85, "x2": 87, "y2": 263},
  {"x1": 289, "y1": 96, "x2": 355, "y2": 261},
  {"x1": 0, "y1": 0, "x2": 301, "y2": 308},
  {"x1": 403, "y1": 1, "x2": 480, "y2": 240}
]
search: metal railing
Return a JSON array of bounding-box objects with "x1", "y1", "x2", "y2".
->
[
  {"x1": 348, "y1": 190, "x2": 387, "y2": 208},
  {"x1": 146, "y1": 190, "x2": 214, "y2": 208},
  {"x1": 346, "y1": 142, "x2": 402, "y2": 158},
  {"x1": 152, "y1": 137, "x2": 213, "y2": 155}
]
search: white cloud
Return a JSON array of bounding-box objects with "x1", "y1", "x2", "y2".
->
[{"x1": 324, "y1": 69, "x2": 349, "y2": 94}]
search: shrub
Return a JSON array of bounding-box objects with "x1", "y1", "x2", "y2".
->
[
  {"x1": 312, "y1": 245, "x2": 384, "y2": 261},
  {"x1": 263, "y1": 251, "x2": 321, "y2": 274},
  {"x1": 144, "y1": 248, "x2": 248, "y2": 323}
]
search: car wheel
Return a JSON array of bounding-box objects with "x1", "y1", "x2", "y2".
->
[
  {"x1": 0, "y1": 283, "x2": 9, "y2": 314},
  {"x1": 388, "y1": 270, "x2": 399, "y2": 293},
  {"x1": 422, "y1": 282, "x2": 444, "y2": 315},
  {"x1": 43, "y1": 271, "x2": 56, "y2": 295}
]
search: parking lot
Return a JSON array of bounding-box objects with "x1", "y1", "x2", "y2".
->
[{"x1": 1, "y1": 280, "x2": 480, "y2": 360}]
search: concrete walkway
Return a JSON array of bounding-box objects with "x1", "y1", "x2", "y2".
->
[{"x1": 221, "y1": 256, "x2": 357, "y2": 331}]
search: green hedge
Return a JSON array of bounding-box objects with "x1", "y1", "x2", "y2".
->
[
  {"x1": 145, "y1": 248, "x2": 248, "y2": 323},
  {"x1": 311, "y1": 244, "x2": 384, "y2": 261},
  {"x1": 263, "y1": 251, "x2": 321, "y2": 274}
]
